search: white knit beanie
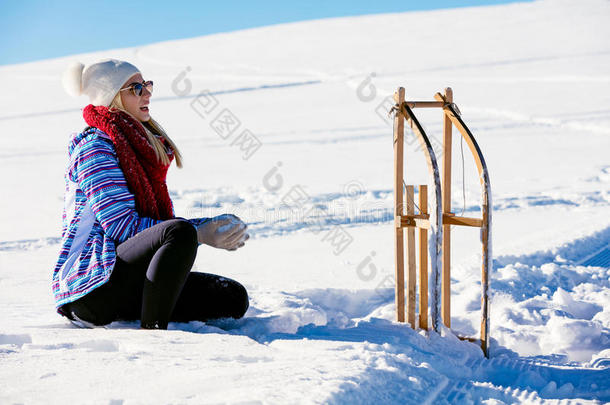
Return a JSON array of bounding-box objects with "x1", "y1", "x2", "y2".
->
[{"x1": 62, "y1": 58, "x2": 141, "y2": 107}]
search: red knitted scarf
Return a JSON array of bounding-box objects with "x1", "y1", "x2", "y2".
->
[{"x1": 83, "y1": 104, "x2": 174, "y2": 220}]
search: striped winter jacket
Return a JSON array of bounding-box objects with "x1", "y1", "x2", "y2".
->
[{"x1": 51, "y1": 126, "x2": 167, "y2": 311}]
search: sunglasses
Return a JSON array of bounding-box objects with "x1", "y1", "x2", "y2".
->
[{"x1": 119, "y1": 80, "x2": 154, "y2": 97}]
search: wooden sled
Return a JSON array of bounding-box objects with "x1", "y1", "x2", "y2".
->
[{"x1": 391, "y1": 87, "x2": 492, "y2": 357}]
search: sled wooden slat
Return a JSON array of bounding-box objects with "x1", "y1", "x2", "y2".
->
[
  {"x1": 442, "y1": 215, "x2": 484, "y2": 228},
  {"x1": 419, "y1": 185, "x2": 429, "y2": 330},
  {"x1": 406, "y1": 186, "x2": 417, "y2": 328},
  {"x1": 397, "y1": 214, "x2": 431, "y2": 229},
  {"x1": 393, "y1": 87, "x2": 406, "y2": 323},
  {"x1": 441, "y1": 87, "x2": 453, "y2": 329},
  {"x1": 405, "y1": 101, "x2": 444, "y2": 109}
]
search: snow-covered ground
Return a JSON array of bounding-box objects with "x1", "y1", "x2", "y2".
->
[{"x1": 1, "y1": 0, "x2": 609, "y2": 403}]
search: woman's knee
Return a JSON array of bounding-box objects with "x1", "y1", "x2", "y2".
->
[{"x1": 163, "y1": 218, "x2": 198, "y2": 248}]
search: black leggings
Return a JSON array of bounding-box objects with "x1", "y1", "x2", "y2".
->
[{"x1": 60, "y1": 219, "x2": 249, "y2": 329}]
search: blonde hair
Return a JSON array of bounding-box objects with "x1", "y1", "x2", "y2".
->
[{"x1": 109, "y1": 93, "x2": 183, "y2": 168}]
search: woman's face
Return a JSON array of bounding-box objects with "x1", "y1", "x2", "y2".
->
[{"x1": 119, "y1": 73, "x2": 151, "y2": 122}]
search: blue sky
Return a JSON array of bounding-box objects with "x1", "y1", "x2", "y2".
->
[{"x1": 0, "y1": 0, "x2": 531, "y2": 66}]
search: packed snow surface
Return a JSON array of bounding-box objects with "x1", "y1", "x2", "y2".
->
[{"x1": 1, "y1": 0, "x2": 609, "y2": 403}]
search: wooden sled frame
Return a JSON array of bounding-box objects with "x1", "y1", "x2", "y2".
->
[{"x1": 392, "y1": 87, "x2": 492, "y2": 357}]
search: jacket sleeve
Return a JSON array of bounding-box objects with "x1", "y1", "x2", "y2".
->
[
  {"x1": 71, "y1": 135, "x2": 164, "y2": 243},
  {"x1": 186, "y1": 217, "x2": 212, "y2": 246}
]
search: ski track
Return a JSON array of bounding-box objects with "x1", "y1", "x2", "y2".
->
[
  {"x1": 2, "y1": 109, "x2": 608, "y2": 153},
  {"x1": 1, "y1": 181, "x2": 608, "y2": 251},
  {"x1": 373, "y1": 49, "x2": 610, "y2": 75},
  {"x1": 0, "y1": 79, "x2": 323, "y2": 122}
]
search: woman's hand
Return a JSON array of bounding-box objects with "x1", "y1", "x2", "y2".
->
[{"x1": 195, "y1": 214, "x2": 249, "y2": 251}]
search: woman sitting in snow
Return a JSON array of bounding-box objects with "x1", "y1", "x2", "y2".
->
[{"x1": 52, "y1": 58, "x2": 250, "y2": 329}]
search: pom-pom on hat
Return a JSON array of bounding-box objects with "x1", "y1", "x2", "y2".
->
[{"x1": 62, "y1": 58, "x2": 141, "y2": 107}]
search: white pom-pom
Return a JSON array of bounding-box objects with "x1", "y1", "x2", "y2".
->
[{"x1": 62, "y1": 61, "x2": 85, "y2": 97}]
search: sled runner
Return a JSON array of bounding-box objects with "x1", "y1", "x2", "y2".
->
[{"x1": 391, "y1": 87, "x2": 492, "y2": 357}]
